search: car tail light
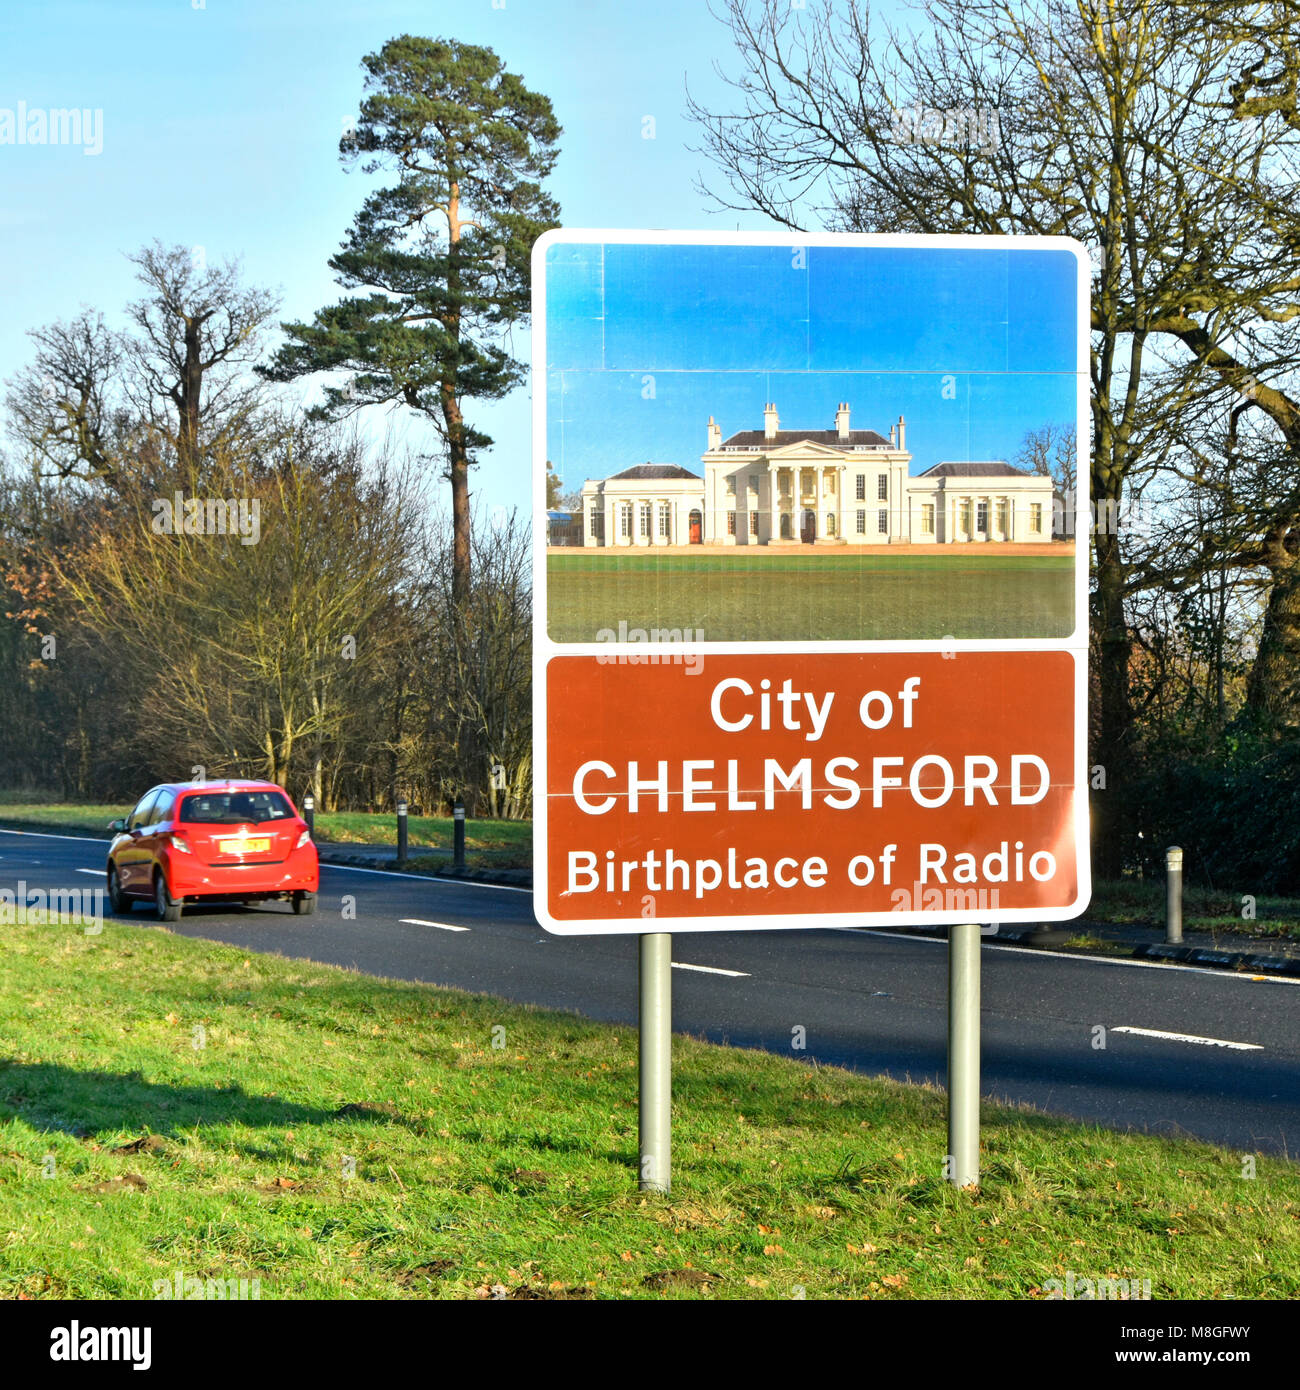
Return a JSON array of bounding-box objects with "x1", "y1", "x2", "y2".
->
[
  {"x1": 296, "y1": 829, "x2": 312, "y2": 849},
  {"x1": 169, "y1": 833, "x2": 192, "y2": 854}
]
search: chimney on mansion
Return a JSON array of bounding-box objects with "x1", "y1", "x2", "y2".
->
[
  {"x1": 707, "y1": 415, "x2": 721, "y2": 451},
  {"x1": 763, "y1": 402, "x2": 779, "y2": 440},
  {"x1": 835, "y1": 402, "x2": 851, "y2": 441}
]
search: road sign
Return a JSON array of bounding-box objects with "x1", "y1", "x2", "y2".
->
[
  {"x1": 533, "y1": 230, "x2": 1090, "y2": 1193},
  {"x1": 534, "y1": 230, "x2": 1090, "y2": 938}
]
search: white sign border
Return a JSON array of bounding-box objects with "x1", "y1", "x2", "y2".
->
[{"x1": 532, "y1": 228, "x2": 1092, "y2": 936}]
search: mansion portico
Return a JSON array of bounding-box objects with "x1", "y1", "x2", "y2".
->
[{"x1": 578, "y1": 404, "x2": 1054, "y2": 547}]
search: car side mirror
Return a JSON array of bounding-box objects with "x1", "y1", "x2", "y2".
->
[{"x1": 108, "y1": 818, "x2": 127, "y2": 833}]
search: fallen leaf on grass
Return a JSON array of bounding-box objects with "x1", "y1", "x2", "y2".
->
[
  {"x1": 258, "y1": 1176, "x2": 302, "y2": 1194},
  {"x1": 642, "y1": 1268, "x2": 718, "y2": 1290},
  {"x1": 477, "y1": 1283, "x2": 593, "y2": 1300},
  {"x1": 82, "y1": 1173, "x2": 147, "y2": 1194},
  {"x1": 113, "y1": 1135, "x2": 166, "y2": 1155},
  {"x1": 396, "y1": 1260, "x2": 455, "y2": 1285},
  {"x1": 335, "y1": 1101, "x2": 402, "y2": 1122}
]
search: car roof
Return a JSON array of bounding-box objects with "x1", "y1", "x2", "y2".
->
[{"x1": 167, "y1": 780, "x2": 286, "y2": 794}]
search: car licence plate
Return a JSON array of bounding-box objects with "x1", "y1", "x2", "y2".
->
[{"x1": 220, "y1": 837, "x2": 270, "y2": 854}]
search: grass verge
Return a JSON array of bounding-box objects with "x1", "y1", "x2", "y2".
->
[
  {"x1": 1, "y1": 913, "x2": 1296, "y2": 1300},
  {"x1": 1089, "y1": 879, "x2": 1300, "y2": 942}
]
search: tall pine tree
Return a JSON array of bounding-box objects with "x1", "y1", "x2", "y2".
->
[{"x1": 265, "y1": 35, "x2": 560, "y2": 606}]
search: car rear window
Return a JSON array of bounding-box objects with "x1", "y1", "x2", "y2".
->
[{"x1": 178, "y1": 790, "x2": 296, "y2": 825}]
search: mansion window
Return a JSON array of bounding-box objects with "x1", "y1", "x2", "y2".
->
[
  {"x1": 590, "y1": 508, "x2": 604, "y2": 540},
  {"x1": 727, "y1": 509, "x2": 737, "y2": 536},
  {"x1": 725, "y1": 476, "x2": 736, "y2": 495},
  {"x1": 856, "y1": 509, "x2": 866, "y2": 535},
  {"x1": 750, "y1": 510, "x2": 759, "y2": 537},
  {"x1": 1031, "y1": 503, "x2": 1043, "y2": 533},
  {"x1": 657, "y1": 502, "x2": 671, "y2": 537},
  {"x1": 826, "y1": 512, "x2": 836, "y2": 537},
  {"x1": 921, "y1": 503, "x2": 935, "y2": 535},
  {"x1": 619, "y1": 503, "x2": 632, "y2": 538},
  {"x1": 639, "y1": 501, "x2": 652, "y2": 537},
  {"x1": 855, "y1": 474, "x2": 866, "y2": 501},
  {"x1": 878, "y1": 509, "x2": 888, "y2": 534},
  {"x1": 998, "y1": 499, "x2": 1010, "y2": 533},
  {"x1": 976, "y1": 501, "x2": 988, "y2": 532},
  {"x1": 877, "y1": 474, "x2": 888, "y2": 500}
]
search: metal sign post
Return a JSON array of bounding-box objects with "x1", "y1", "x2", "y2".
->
[
  {"x1": 947, "y1": 923, "x2": 982, "y2": 1187},
  {"x1": 638, "y1": 932, "x2": 672, "y2": 1193}
]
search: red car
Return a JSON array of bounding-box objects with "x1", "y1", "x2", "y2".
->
[{"x1": 106, "y1": 780, "x2": 319, "y2": 921}]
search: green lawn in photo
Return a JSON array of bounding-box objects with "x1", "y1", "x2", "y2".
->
[{"x1": 547, "y1": 549, "x2": 1077, "y2": 643}]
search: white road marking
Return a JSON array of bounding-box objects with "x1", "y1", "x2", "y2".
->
[
  {"x1": 400, "y1": 918, "x2": 470, "y2": 933},
  {"x1": 320, "y1": 861, "x2": 531, "y2": 894},
  {"x1": 860, "y1": 929, "x2": 1300, "y2": 985},
  {"x1": 672, "y1": 961, "x2": 750, "y2": 978},
  {"x1": 1111, "y1": 1025, "x2": 1262, "y2": 1051},
  {"x1": 0, "y1": 828, "x2": 108, "y2": 843}
]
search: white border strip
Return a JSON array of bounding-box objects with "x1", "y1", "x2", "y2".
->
[{"x1": 532, "y1": 230, "x2": 1092, "y2": 936}]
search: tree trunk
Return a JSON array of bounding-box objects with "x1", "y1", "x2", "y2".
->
[
  {"x1": 444, "y1": 384, "x2": 472, "y2": 610},
  {"x1": 179, "y1": 315, "x2": 203, "y2": 465},
  {"x1": 1246, "y1": 530, "x2": 1300, "y2": 730},
  {"x1": 1092, "y1": 504, "x2": 1133, "y2": 879}
]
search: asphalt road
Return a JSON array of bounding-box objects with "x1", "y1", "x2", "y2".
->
[{"x1": 5, "y1": 827, "x2": 1299, "y2": 1157}]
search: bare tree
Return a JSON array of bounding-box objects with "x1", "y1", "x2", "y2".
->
[
  {"x1": 4, "y1": 311, "x2": 124, "y2": 486},
  {"x1": 123, "y1": 242, "x2": 280, "y2": 467},
  {"x1": 687, "y1": 0, "x2": 1300, "y2": 867}
]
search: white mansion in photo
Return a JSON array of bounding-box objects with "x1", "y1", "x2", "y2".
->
[{"x1": 576, "y1": 404, "x2": 1054, "y2": 547}]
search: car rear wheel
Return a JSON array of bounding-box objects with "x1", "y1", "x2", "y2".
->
[
  {"x1": 107, "y1": 864, "x2": 131, "y2": 915},
  {"x1": 154, "y1": 871, "x2": 183, "y2": 922},
  {"x1": 292, "y1": 890, "x2": 317, "y2": 916}
]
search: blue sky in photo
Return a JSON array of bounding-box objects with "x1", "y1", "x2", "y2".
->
[{"x1": 545, "y1": 242, "x2": 1081, "y2": 487}]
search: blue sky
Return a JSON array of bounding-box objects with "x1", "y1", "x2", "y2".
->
[
  {"x1": 0, "y1": 0, "x2": 784, "y2": 518},
  {"x1": 0, "y1": 0, "x2": 1057, "y2": 518},
  {"x1": 546, "y1": 241, "x2": 1081, "y2": 485}
]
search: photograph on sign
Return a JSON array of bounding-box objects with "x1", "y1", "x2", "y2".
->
[
  {"x1": 543, "y1": 239, "x2": 1083, "y2": 645},
  {"x1": 534, "y1": 231, "x2": 1090, "y2": 936}
]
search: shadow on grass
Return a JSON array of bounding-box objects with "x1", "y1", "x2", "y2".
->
[{"x1": 0, "y1": 1059, "x2": 351, "y2": 1138}]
